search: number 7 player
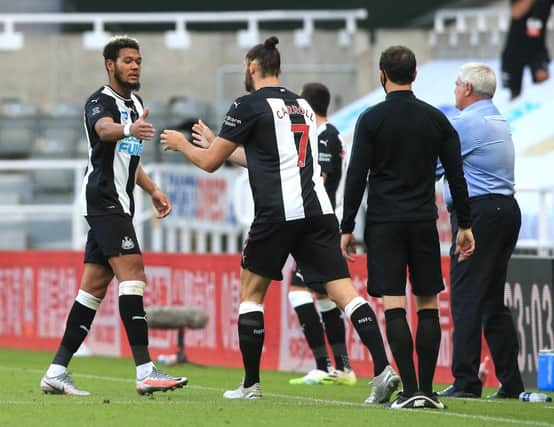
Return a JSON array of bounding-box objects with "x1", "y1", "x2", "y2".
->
[{"x1": 160, "y1": 36, "x2": 400, "y2": 403}]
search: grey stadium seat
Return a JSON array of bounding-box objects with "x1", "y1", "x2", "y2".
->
[{"x1": 0, "y1": 98, "x2": 38, "y2": 159}]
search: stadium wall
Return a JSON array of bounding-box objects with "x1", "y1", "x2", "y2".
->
[
  {"x1": 0, "y1": 251, "x2": 551, "y2": 388},
  {"x1": 0, "y1": 31, "x2": 367, "y2": 112}
]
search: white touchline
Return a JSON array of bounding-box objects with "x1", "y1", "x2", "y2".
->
[{"x1": 0, "y1": 365, "x2": 551, "y2": 426}]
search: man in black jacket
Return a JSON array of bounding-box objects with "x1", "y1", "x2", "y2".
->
[{"x1": 341, "y1": 45, "x2": 475, "y2": 409}]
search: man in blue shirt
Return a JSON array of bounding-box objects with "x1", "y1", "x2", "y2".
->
[{"x1": 437, "y1": 63, "x2": 524, "y2": 399}]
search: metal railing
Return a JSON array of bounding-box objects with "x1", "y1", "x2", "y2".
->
[
  {"x1": 0, "y1": 10, "x2": 368, "y2": 50},
  {"x1": 0, "y1": 159, "x2": 86, "y2": 249},
  {"x1": 430, "y1": 6, "x2": 554, "y2": 46}
]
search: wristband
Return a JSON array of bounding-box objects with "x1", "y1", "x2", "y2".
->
[{"x1": 123, "y1": 123, "x2": 131, "y2": 137}]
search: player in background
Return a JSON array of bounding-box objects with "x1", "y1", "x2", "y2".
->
[
  {"x1": 40, "y1": 36, "x2": 187, "y2": 396},
  {"x1": 501, "y1": 0, "x2": 553, "y2": 99},
  {"x1": 287, "y1": 83, "x2": 356, "y2": 386}
]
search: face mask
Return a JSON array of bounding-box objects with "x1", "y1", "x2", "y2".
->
[{"x1": 380, "y1": 72, "x2": 388, "y2": 94}]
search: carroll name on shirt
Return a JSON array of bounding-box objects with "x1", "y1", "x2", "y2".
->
[{"x1": 275, "y1": 104, "x2": 314, "y2": 121}]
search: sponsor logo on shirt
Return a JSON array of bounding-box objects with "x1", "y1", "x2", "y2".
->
[
  {"x1": 319, "y1": 152, "x2": 332, "y2": 163},
  {"x1": 118, "y1": 137, "x2": 143, "y2": 156},
  {"x1": 223, "y1": 115, "x2": 242, "y2": 127}
]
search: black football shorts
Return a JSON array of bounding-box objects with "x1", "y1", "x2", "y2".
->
[
  {"x1": 365, "y1": 220, "x2": 444, "y2": 298},
  {"x1": 84, "y1": 213, "x2": 141, "y2": 268},
  {"x1": 290, "y1": 265, "x2": 327, "y2": 294},
  {"x1": 242, "y1": 214, "x2": 350, "y2": 284}
]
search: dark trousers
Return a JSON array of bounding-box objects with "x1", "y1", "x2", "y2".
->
[{"x1": 450, "y1": 194, "x2": 524, "y2": 396}]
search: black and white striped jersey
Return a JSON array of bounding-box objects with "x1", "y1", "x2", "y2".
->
[
  {"x1": 219, "y1": 86, "x2": 333, "y2": 224},
  {"x1": 317, "y1": 122, "x2": 344, "y2": 210},
  {"x1": 80, "y1": 85, "x2": 144, "y2": 217}
]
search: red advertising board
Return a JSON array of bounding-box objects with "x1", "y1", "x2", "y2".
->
[{"x1": 0, "y1": 250, "x2": 497, "y2": 386}]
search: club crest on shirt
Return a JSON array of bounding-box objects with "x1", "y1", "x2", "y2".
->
[
  {"x1": 121, "y1": 236, "x2": 135, "y2": 250},
  {"x1": 121, "y1": 111, "x2": 129, "y2": 121}
]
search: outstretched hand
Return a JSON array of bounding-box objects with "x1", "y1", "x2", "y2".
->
[
  {"x1": 192, "y1": 119, "x2": 215, "y2": 148},
  {"x1": 160, "y1": 130, "x2": 187, "y2": 152},
  {"x1": 130, "y1": 107, "x2": 155, "y2": 140}
]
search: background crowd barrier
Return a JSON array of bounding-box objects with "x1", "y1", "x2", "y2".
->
[{"x1": 0, "y1": 251, "x2": 552, "y2": 388}]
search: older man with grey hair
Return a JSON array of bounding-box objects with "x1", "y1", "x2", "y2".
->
[{"x1": 437, "y1": 62, "x2": 525, "y2": 399}]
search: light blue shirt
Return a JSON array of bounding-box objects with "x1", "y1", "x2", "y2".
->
[{"x1": 437, "y1": 99, "x2": 515, "y2": 207}]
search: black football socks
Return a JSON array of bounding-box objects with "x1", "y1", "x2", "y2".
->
[
  {"x1": 320, "y1": 304, "x2": 350, "y2": 371},
  {"x1": 416, "y1": 309, "x2": 441, "y2": 394},
  {"x1": 238, "y1": 303, "x2": 265, "y2": 388},
  {"x1": 385, "y1": 308, "x2": 418, "y2": 395},
  {"x1": 52, "y1": 290, "x2": 100, "y2": 367}
]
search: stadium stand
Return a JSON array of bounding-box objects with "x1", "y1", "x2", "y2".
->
[
  {"x1": 31, "y1": 103, "x2": 81, "y2": 194},
  {"x1": 0, "y1": 4, "x2": 552, "y2": 253}
]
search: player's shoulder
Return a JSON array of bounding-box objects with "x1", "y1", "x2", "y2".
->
[
  {"x1": 132, "y1": 93, "x2": 144, "y2": 107},
  {"x1": 85, "y1": 87, "x2": 115, "y2": 108},
  {"x1": 323, "y1": 122, "x2": 340, "y2": 137},
  {"x1": 227, "y1": 94, "x2": 256, "y2": 117},
  {"x1": 232, "y1": 93, "x2": 252, "y2": 105},
  {"x1": 413, "y1": 96, "x2": 445, "y2": 116},
  {"x1": 283, "y1": 87, "x2": 301, "y2": 99},
  {"x1": 357, "y1": 100, "x2": 386, "y2": 124},
  {"x1": 254, "y1": 86, "x2": 300, "y2": 102}
]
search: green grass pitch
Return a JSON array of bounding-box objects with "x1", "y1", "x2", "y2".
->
[{"x1": 0, "y1": 348, "x2": 552, "y2": 427}]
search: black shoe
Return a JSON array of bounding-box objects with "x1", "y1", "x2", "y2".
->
[
  {"x1": 387, "y1": 392, "x2": 447, "y2": 409},
  {"x1": 438, "y1": 385, "x2": 480, "y2": 398},
  {"x1": 487, "y1": 387, "x2": 520, "y2": 399}
]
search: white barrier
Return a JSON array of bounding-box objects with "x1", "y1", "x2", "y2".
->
[{"x1": 1, "y1": 160, "x2": 553, "y2": 254}]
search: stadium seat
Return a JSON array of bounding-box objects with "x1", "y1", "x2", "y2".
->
[
  {"x1": 145, "y1": 306, "x2": 209, "y2": 364},
  {"x1": 36, "y1": 103, "x2": 81, "y2": 158},
  {"x1": 0, "y1": 98, "x2": 38, "y2": 159},
  {"x1": 27, "y1": 218, "x2": 72, "y2": 249},
  {"x1": 0, "y1": 222, "x2": 27, "y2": 249},
  {"x1": 0, "y1": 173, "x2": 33, "y2": 203},
  {"x1": 30, "y1": 104, "x2": 81, "y2": 193}
]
